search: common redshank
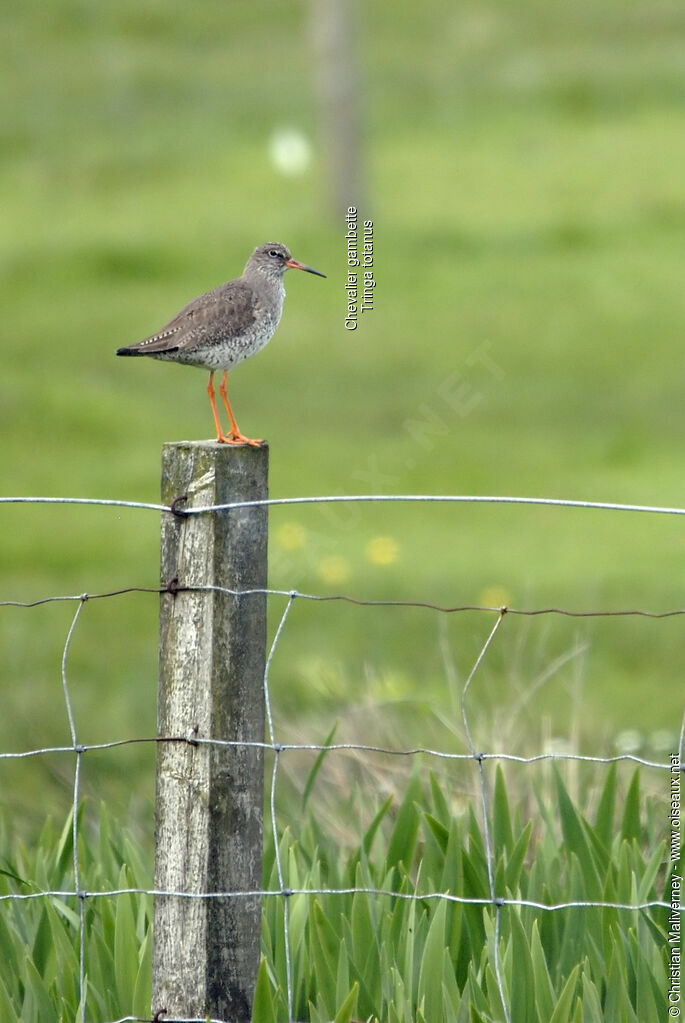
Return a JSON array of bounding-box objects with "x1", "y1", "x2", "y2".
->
[{"x1": 116, "y1": 242, "x2": 326, "y2": 445}]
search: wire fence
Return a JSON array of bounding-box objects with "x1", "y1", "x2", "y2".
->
[{"x1": 1, "y1": 492, "x2": 683, "y2": 1023}]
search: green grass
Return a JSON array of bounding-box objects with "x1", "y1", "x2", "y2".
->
[
  {"x1": 2, "y1": 4, "x2": 683, "y2": 1016},
  {"x1": 2, "y1": 1, "x2": 685, "y2": 817},
  {"x1": 0, "y1": 766, "x2": 673, "y2": 1020},
  {"x1": 0, "y1": 806, "x2": 152, "y2": 1020}
]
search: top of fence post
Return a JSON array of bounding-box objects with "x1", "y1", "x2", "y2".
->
[{"x1": 153, "y1": 440, "x2": 269, "y2": 1023}]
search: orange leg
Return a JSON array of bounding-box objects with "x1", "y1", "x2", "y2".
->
[
  {"x1": 207, "y1": 372, "x2": 229, "y2": 443},
  {"x1": 218, "y1": 371, "x2": 263, "y2": 447}
]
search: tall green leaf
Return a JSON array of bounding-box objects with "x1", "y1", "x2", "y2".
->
[
  {"x1": 529, "y1": 920, "x2": 555, "y2": 1022},
  {"x1": 333, "y1": 980, "x2": 359, "y2": 1023},
  {"x1": 113, "y1": 866, "x2": 138, "y2": 1010},
  {"x1": 251, "y1": 957, "x2": 277, "y2": 1023},
  {"x1": 417, "y1": 897, "x2": 447, "y2": 1023},
  {"x1": 620, "y1": 771, "x2": 642, "y2": 844},
  {"x1": 593, "y1": 762, "x2": 617, "y2": 849},
  {"x1": 554, "y1": 769, "x2": 602, "y2": 899},
  {"x1": 493, "y1": 766, "x2": 514, "y2": 855},
  {"x1": 549, "y1": 963, "x2": 581, "y2": 1023}
]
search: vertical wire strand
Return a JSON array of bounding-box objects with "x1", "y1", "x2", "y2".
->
[
  {"x1": 61, "y1": 596, "x2": 88, "y2": 1023},
  {"x1": 460, "y1": 610, "x2": 511, "y2": 1023},
  {"x1": 74, "y1": 754, "x2": 86, "y2": 1022},
  {"x1": 264, "y1": 593, "x2": 296, "y2": 745},
  {"x1": 61, "y1": 598, "x2": 86, "y2": 748},
  {"x1": 264, "y1": 594, "x2": 297, "y2": 1021}
]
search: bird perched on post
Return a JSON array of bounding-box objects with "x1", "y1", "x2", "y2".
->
[{"x1": 116, "y1": 242, "x2": 326, "y2": 445}]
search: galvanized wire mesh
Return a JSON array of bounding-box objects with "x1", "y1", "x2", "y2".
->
[{"x1": 1, "y1": 493, "x2": 682, "y2": 1023}]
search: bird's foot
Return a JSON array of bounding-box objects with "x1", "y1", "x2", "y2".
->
[{"x1": 217, "y1": 432, "x2": 265, "y2": 447}]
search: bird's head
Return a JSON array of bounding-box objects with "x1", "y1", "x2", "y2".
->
[{"x1": 249, "y1": 242, "x2": 326, "y2": 280}]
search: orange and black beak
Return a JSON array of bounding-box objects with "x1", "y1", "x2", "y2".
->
[{"x1": 285, "y1": 257, "x2": 326, "y2": 278}]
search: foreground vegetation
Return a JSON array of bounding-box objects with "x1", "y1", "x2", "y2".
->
[
  {"x1": 2, "y1": 1, "x2": 685, "y2": 824},
  {"x1": 0, "y1": 766, "x2": 673, "y2": 1021}
]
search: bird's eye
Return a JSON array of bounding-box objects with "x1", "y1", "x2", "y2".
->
[{"x1": 268, "y1": 249, "x2": 282, "y2": 258}]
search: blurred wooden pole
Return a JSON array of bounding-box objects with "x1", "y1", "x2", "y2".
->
[
  {"x1": 153, "y1": 441, "x2": 268, "y2": 1022},
  {"x1": 310, "y1": 0, "x2": 365, "y2": 216}
]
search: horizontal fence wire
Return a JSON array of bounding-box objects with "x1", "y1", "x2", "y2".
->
[
  {"x1": 0, "y1": 738, "x2": 671, "y2": 770},
  {"x1": 0, "y1": 493, "x2": 683, "y2": 1023},
  {"x1": 0, "y1": 887, "x2": 672, "y2": 913},
  {"x1": 4, "y1": 585, "x2": 685, "y2": 619},
  {"x1": 3, "y1": 492, "x2": 685, "y2": 516}
]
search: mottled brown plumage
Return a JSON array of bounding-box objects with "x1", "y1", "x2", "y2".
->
[{"x1": 116, "y1": 242, "x2": 325, "y2": 445}]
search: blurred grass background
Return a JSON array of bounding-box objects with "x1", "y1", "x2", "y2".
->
[{"x1": 2, "y1": 0, "x2": 685, "y2": 831}]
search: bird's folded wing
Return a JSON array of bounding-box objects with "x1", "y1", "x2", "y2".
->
[{"x1": 126, "y1": 279, "x2": 259, "y2": 354}]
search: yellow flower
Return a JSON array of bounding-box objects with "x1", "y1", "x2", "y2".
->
[
  {"x1": 318, "y1": 556, "x2": 351, "y2": 585},
  {"x1": 478, "y1": 585, "x2": 511, "y2": 609},
  {"x1": 276, "y1": 522, "x2": 306, "y2": 551},
  {"x1": 366, "y1": 536, "x2": 400, "y2": 566}
]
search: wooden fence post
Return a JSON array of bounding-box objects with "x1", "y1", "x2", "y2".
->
[{"x1": 152, "y1": 441, "x2": 268, "y2": 1021}]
